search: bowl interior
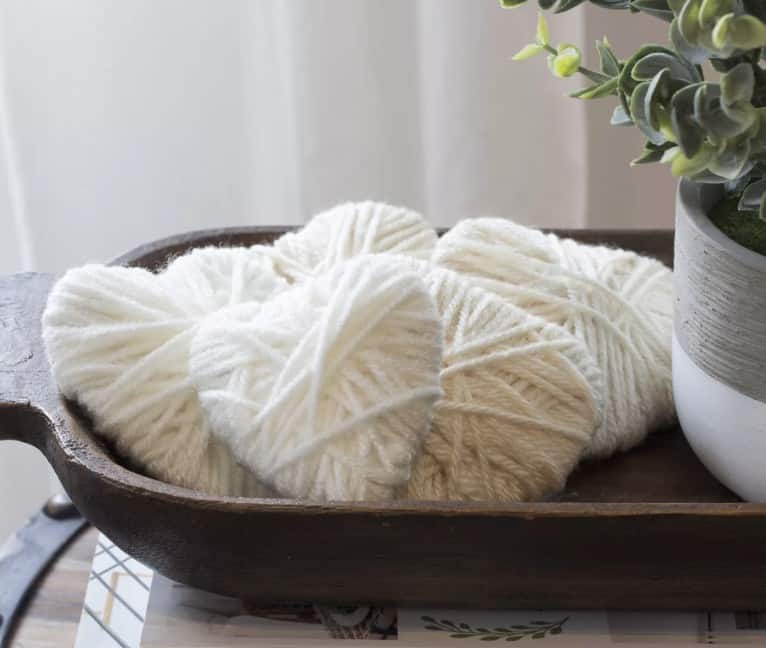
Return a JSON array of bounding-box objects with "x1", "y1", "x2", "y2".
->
[{"x1": 66, "y1": 226, "x2": 725, "y2": 505}]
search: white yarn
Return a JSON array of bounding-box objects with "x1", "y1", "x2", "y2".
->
[
  {"x1": 434, "y1": 218, "x2": 674, "y2": 459},
  {"x1": 44, "y1": 205, "x2": 659, "y2": 502},
  {"x1": 268, "y1": 201, "x2": 437, "y2": 283},
  {"x1": 160, "y1": 245, "x2": 288, "y2": 314},
  {"x1": 190, "y1": 255, "x2": 443, "y2": 502},
  {"x1": 380, "y1": 257, "x2": 603, "y2": 502},
  {"x1": 42, "y1": 246, "x2": 288, "y2": 496}
]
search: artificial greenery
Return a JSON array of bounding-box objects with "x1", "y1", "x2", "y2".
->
[
  {"x1": 421, "y1": 615, "x2": 569, "y2": 641},
  {"x1": 503, "y1": 0, "x2": 766, "y2": 224},
  {"x1": 709, "y1": 192, "x2": 766, "y2": 254}
]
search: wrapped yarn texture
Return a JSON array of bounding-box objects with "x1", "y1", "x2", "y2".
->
[
  {"x1": 191, "y1": 255, "x2": 444, "y2": 501},
  {"x1": 434, "y1": 218, "x2": 673, "y2": 459},
  {"x1": 389, "y1": 258, "x2": 603, "y2": 502},
  {"x1": 269, "y1": 201, "x2": 437, "y2": 283},
  {"x1": 42, "y1": 247, "x2": 287, "y2": 496}
]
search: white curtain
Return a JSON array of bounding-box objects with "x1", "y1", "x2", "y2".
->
[{"x1": 0, "y1": 0, "x2": 674, "y2": 541}]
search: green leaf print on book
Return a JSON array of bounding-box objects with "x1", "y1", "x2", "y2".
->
[{"x1": 421, "y1": 615, "x2": 568, "y2": 641}]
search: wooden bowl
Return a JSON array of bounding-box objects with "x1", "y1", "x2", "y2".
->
[{"x1": 1, "y1": 227, "x2": 762, "y2": 610}]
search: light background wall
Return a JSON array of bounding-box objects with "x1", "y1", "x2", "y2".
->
[{"x1": 0, "y1": 0, "x2": 675, "y2": 542}]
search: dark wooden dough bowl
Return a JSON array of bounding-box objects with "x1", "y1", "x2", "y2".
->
[{"x1": 1, "y1": 227, "x2": 763, "y2": 610}]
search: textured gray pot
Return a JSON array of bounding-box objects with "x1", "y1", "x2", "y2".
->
[{"x1": 674, "y1": 179, "x2": 766, "y2": 502}]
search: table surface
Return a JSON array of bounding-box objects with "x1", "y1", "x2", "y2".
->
[{"x1": 7, "y1": 526, "x2": 97, "y2": 648}]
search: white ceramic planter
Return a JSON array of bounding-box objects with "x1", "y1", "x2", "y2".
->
[{"x1": 674, "y1": 180, "x2": 766, "y2": 502}]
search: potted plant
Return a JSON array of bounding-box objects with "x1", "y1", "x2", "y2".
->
[{"x1": 503, "y1": 0, "x2": 766, "y2": 501}]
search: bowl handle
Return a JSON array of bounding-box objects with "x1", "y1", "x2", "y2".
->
[{"x1": 0, "y1": 272, "x2": 59, "y2": 448}]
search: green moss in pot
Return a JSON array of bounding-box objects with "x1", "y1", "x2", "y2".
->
[{"x1": 502, "y1": 0, "x2": 766, "y2": 501}]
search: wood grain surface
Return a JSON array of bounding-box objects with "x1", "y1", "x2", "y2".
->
[{"x1": 6, "y1": 527, "x2": 96, "y2": 648}]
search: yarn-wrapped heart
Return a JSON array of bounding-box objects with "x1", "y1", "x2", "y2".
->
[
  {"x1": 42, "y1": 246, "x2": 288, "y2": 496},
  {"x1": 434, "y1": 218, "x2": 673, "y2": 459},
  {"x1": 389, "y1": 258, "x2": 603, "y2": 502},
  {"x1": 190, "y1": 255, "x2": 443, "y2": 502},
  {"x1": 268, "y1": 201, "x2": 437, "y2": 283}
]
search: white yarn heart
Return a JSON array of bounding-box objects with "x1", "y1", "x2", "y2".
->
[
  {"x1": 434, "y1": 218, "x2": 673, "y2": 459},
  {"x1": 269, "y1": 201, "x2": 437, "y2": 283},
  {"x1": 190, "y1": 255, "x2": 443, "y2": 502},
  {"x1": 387, "y1": 258, "x2": 603, "y2": 502},
  {"x1": 42, "y1": 246, "x2": 288, "y2": 496},
  {"x1": 160, "y1": 246, "x2": 288, "y2": 314}
]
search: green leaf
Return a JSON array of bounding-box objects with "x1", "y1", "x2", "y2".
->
[
  {"x1": 512, "y1": 43, "x2": 544, "y2": 60},
  {"x1": 536, "y1": 12, "x2": 550, "y2": 45},
  {"x1": 631, "y1": 0, "x2": 675, "y2": 21},
  {"x1": 618, "y1": 44, "x2": 668, "y2": 116},
  {"x1": 499, "y1": 0, "x2": 528, "y2": 7},
  {"x1": 580, "y1": 67, "x2": 614, "y2": 84},
  {"x1": 671, "y1": 142, "x2": 716, "y2": 176},
  {"x1": 695, "y1": 84, "x2": 752, "y2": 138},
  {"x1": 699, "y1": 0, "x2": 737, "y2": 29},
  {"x1": 569, "y1": 76, "x2": 618, "y2": 99},
  {"x1": 739, "y1": 178, "x2": 766, "y2": 210},
  {"x1": 678, "y1": 0, "x2": 704, "y2": 45},
  {"x1": 553, "y1": 0, "x2": 588, "y2": 11},
  {"x1": 709, "y1": 137, "x2": 751, "y2": 179},
  {"x1": 632, "y1": 51, "x2": 699, "y2": 82},
  {"x1": 644, "y1": 67, "x2": 676, "y2": 132},
  {"x1": 723, "y1": 101, "x2": 758, "y2": 130},
  {"x1": 670, "y1": 17, "x2": 710, "y2": 65},
  {"x1": 671, "y1": 83, "x2": 704, "y2": 157},
  {"x1": 597, "y1": 37, "x2": 621, "y2": 76},
  {"x1": 667, "y1": 0, "x2": 686, "y2": 14},
  {"x1": 611, "y1": 104, "x2": 633, "y2": 125},
  {"x1": 714, "y1": 14, "x2": 766, "y2": 50},
  {"x1": 721, "y1": 62, "x2": 755, "y2": 106},
  {"x1": 631, "y1": 81, "x2": 666, "y2": 144},
  {"x1": 660, "y1": 145, "x2": 682, "y2": 163}
]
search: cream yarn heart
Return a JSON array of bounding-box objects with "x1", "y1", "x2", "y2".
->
[
  {"x1": 434, "y1": 218, "x2": 673, "y2": 459},
  {"x1": 190, "y1": 255, "x2": 443, "y2": 502},
  {"x1": 390, "y1": 258, "x2": 603, "y2": 502},
  {"x1": 42, "y1": 246, "x2": 288, "y2": 496},
  {"x1": 268, "y1": 201, "x2": 437, "y2": 283}
]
